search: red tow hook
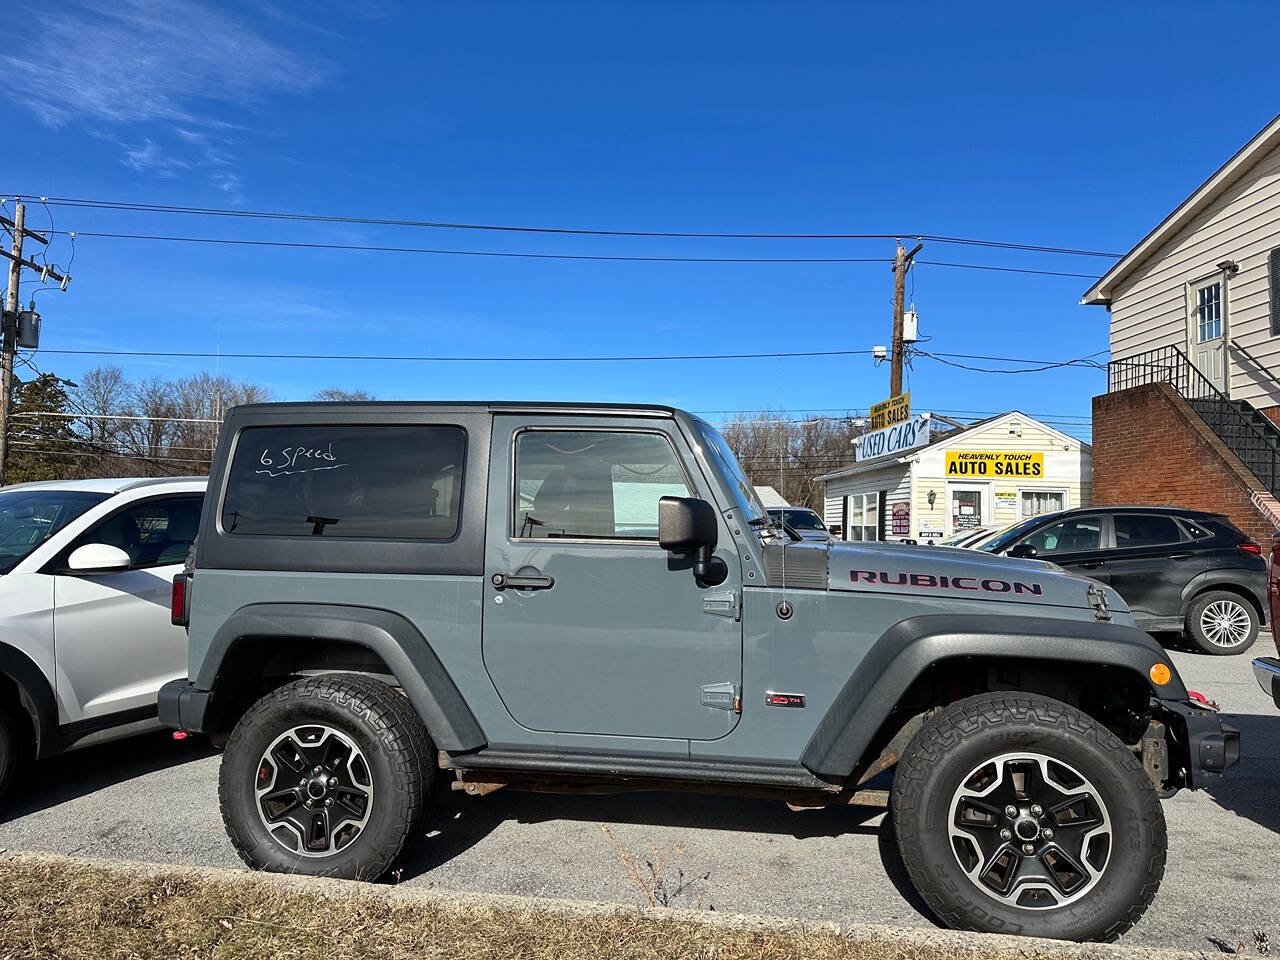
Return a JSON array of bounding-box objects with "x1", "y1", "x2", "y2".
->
[
  {"x1": 1188, "y1": 690, "x2": 1220, "y2": 711},
  {"x1": 172, "y1": 730, "x2": 190, "y2": 741}
]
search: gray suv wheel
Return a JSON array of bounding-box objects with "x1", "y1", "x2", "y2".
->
[
  {"x1": 892, "y1": 693, "x2": 1166, "y2": 942},
  {"x1": 219, "y1": 673, "x2": 433, "y2": 879}
]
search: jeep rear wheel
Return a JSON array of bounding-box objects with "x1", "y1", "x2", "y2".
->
[
  {"x1": 891, "y1": 693, "x2": 1165, "y2": 942},
  {"x1": 219, "y1": 674, "x2": 432, "y2": 879}
]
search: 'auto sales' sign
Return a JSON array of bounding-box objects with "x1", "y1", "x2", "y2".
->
[{"x1": 856, "y1": 414, "x2": 930, "y2": 462}]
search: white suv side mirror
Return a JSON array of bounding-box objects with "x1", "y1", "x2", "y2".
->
[{"x1": 67, "y1": 543, "x2": 132, "y2": 574}]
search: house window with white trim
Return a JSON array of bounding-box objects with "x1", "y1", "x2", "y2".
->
[
  {"x1": 1196, "y1": 281, "x2": 1222, "y2": 342},
  {"x1": 1020, "y1": 489, "x2": 1066, "y2": 518},
  {"x1": 845, "y1": 493, "x2": 879, "y2": 541}
]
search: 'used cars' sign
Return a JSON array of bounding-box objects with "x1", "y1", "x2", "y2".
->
[
  {"x1": 945, "y1": 450, "x2": 1044, "y2": 477},
  {"x1": 856, "y1": 414, "x2": 930, "y2": 461}
]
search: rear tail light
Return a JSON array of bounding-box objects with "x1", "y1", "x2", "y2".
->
[
  {"x1": 1239, "y1": 541, "x2": 1262, "y2": 555},
  {"x1": 171, "y1": 573, "x2": 190, "y2": 627}
]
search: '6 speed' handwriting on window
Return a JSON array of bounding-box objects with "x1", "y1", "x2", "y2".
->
[{"x1": 255, "y1": 443, "x2": 348, "y2": 478}]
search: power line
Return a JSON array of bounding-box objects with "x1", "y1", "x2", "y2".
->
[
  {"x1": 50, "y1": 231, "x2": 892, "y2": 264},
  {"x1": 36, "y1": 230, "x2": 1103, "y2": 277},
  {"x1": 911, "y1": 347, "x2": 1107, "y2": 373},
  {"x1": 39, "y1": 345, "x2": 1111, "y2": 367},
  {"x1": 17, "y1": 195, "x2": 1124, "y2": 257}
]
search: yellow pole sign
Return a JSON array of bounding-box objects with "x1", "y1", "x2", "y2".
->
[
  {"x1": 869, "y1": 392, "x2": 910, "y2": 431},
  {"x1": 945, "y1": 451, "x2": 1044, "y2": 477}
]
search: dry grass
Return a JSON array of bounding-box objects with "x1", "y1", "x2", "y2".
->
[{"x1": 0, "y1": 853, "x2": 1183, "y2": 960}]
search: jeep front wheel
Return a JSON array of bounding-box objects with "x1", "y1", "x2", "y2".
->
[
  {"x1": 891, "y1": 693, "x2": 1166, "y2": 942},
  {"x1": 219, "y1": 674, "x2": 433, "y2": 879}
]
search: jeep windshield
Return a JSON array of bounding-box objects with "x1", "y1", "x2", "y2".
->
[
  {"x1": 0, "y1": 489, "x2": 110, "y2": 573},
  {"x1": 688, "y1": 417, "x2": 773, "y2": 533}
]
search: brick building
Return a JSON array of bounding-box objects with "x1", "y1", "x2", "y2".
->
[{"x1": 1085, "y1": 113, "x2": 1280, "y2": 539}]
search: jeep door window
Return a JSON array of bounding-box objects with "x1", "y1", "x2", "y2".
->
[
  {"x1": 1017, "y1": 515, "x2": 1103, "y2": 556},
  {"x1": 513, "y1": 430, "x2": 689, "y2": 540},
  {"x1": 0, "y1": 489, "x2": 109, "y2": 573},
  {"x1": 63, "y1": 495, "x2": 204, "y2": 570},
  {"x1": 221, "y1": 425, "x2": 466, "y2": 539}
]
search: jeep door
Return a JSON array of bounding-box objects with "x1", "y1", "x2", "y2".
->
[
  {"x1": 482, "y1": 415, "x2": 742, "y2": 742},
  {"x1": 51, "y1": 494, "x2": 202, "y2": 723}
]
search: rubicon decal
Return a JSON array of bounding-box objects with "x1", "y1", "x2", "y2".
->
[{"x1": 850, "y1": 570, "x2": 1043, "y2": 596}]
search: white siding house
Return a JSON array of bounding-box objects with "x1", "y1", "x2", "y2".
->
[
  {"x1": 1084, "y1": 113, "x2": 1280, "y2": 410},
  {"x1": 820, "y1": 412, "x2": 1091, "y2": 542}
]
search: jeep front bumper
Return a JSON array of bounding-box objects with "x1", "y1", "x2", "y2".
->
[
  {"x1": 158, "y1": 679, "x2": 212, "y2": 733},
  {"x1": 1253, "y1": 657, "x2": 1280, "y2": 709},
  {"x1": 1157, "y1": 698, "x2": 1241, "y2": 789}
]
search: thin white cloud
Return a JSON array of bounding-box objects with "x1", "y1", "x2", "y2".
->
[{"x1": 3, "y1": 0, "x2": 333, "y2": 199}]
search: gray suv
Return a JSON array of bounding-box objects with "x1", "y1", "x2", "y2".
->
[{"x1": 160, "y1": 402, "x2": 1238, "y2": 942}]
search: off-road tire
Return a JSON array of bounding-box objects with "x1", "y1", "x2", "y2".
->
[
  {"x1": 1185, "y1": 590, "x2": 1258, "y2": 655},
  {"x1": 219, "y1": 673, "x2": 433, "y2": 879},
  {"x1": 891, "y1": 693, "x2": 1166, "y2": 942}
]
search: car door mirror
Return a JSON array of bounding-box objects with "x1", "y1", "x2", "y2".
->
[
  {"x1": 1007, "y1": 543, "x2": 1039, "y2": 559},
  {"x1": 67, "y1": 543, "x2": 132, "y2": 574},
  {"x1": 658, "y1": 496, "x2": 726, "y2": 586}
]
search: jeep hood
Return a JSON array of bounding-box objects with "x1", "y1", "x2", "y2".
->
[{"x1": 822, "y1": 539, "x2": 1125, "y2": 614}]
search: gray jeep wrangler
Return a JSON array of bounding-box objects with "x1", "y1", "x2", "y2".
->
[{"x1": 160, "y1": 402, "x2": 1239, "y2": 942}]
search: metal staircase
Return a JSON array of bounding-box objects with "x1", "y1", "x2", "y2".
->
[{"x1": 1108, "y1": 345, "x2": 1280, "y2": 499}]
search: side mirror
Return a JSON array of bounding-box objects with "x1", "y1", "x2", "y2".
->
[
  {"x1": 828, "y1": 525, "x2": 842, "y2": 536},
  {"x1": 658, "y1": 496, "x2": 726, "y2": 586},
  {"x1": 1007, "y1": 543, "x2": 1039, "y2": 559},
  {"x1": 67, "y1": 543, "x2": 132, "y2": 574}
]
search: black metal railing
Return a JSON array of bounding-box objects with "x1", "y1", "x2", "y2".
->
[{"x1": 1108, "y1": 345, "x2": 1280, "y2": 497}]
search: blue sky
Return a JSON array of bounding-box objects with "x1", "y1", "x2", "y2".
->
[{"x1": 4, "y1": 0, "x2": 1280, "y2": 441}]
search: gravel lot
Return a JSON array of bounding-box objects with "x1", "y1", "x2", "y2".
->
[{"x1": 1, "y1": 640, "x2": 1275, "y2": 951}]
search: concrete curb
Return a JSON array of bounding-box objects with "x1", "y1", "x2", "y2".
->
[{"x1": 0, "y1": 849, "x2": 1203, "y2": 960}]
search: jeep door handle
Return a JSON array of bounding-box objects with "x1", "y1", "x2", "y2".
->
[
  {"x1": 1168, "y1": 552, "x2": 1195, "y2": 560},
  {"x1": 491, "y1": 573, "x2": 554, "y2": 591},
  {"x1": 1077, "y1": 560, "x2": 1105, "y2": 569}
]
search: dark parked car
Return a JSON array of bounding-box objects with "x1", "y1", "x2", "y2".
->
[
  {"x1": 1252, "y1": 536, "x2": 1280, "y2": 707},
  {"x1": 766, "y1": 506, "x2": 834, "y2": 543},
  {"x1": 980, "y1": 506, "x2": 1266, "y2": 655}
]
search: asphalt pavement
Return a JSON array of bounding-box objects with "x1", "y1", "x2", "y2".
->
[{"x1": 1, "y1": 638, "x2": 1276, "y2": 951}]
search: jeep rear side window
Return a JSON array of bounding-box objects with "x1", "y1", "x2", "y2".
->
[
  {"x1": 513, "y1": 430, "x2": 689, "y2": 540},
  {"x1": 221, "y1": 425, "x2": 466, "y2": 540}
]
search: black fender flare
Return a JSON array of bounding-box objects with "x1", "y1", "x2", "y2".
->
[
  {"x1": 800, "y1": 613, "x2": 1186, "y2": 780},
  {"x1": 1179, "y1": 571, "x2": 1267, "y2": 624},
  {"x1": 0, "y1": 643, "x2": 57, "y2": 758},
  {"x1": 199, "y1": 603, "x2": 486, "y2": 753}
]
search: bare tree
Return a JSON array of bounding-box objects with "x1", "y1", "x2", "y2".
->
[
  {"x1": 720, "y1": 411, "x2": 865, "y2": 510},
  {"x1": 312, "y1": 387, "x2": 376, "y2": 401}
]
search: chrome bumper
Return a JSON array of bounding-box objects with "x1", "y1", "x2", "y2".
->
[{"x1": 1253, "y1": 657, "x2": 1280, "y2": 709}]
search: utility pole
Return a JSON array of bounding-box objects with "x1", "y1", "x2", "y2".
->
[
  {"x1": 0, "y1": 203, "x2": 25, "y2": 487},
  {"x1": 890, "y1": 239, "x2": 923, "y2": 396},
  {"x1": 0, "y1": 199, "x2": 67, "y2": 486}
]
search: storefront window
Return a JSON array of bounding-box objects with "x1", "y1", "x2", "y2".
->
[{"x1": 1020, "y1": 489, "x2": 1066, "y2": 518}]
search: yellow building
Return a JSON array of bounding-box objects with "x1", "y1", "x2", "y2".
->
[{"x1": 818, "y1": 411, "x2": 1092, "y2": 542}]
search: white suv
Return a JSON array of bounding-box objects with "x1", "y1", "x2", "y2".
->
[{"x1": 0, "y1": 477, "x2": 206, "y2": 800}]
